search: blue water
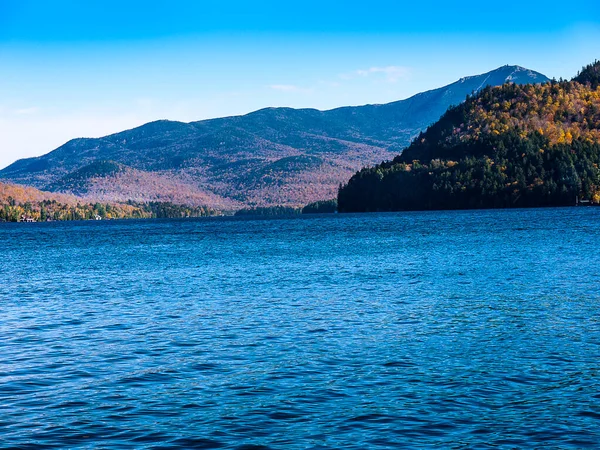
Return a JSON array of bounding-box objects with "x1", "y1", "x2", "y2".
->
[{"x1": 1, "y1": 208, "x2": 600, "y2": 448}]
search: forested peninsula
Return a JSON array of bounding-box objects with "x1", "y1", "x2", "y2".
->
[
  {"x1": 0, "y1": 182, "x2": 217, "y2": 222},
  {"x1": 338, "y1": 61, "x2": 600, "y2": 212}
]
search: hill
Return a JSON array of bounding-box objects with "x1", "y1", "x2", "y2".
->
[
  {"x1": 338, "y1": 61, "x2": 600, "y2": 212},
  {"x1": 0, "y1": 181, "x2": 150, "y2": 221},
  {"x1": 0, "y1": 66, "x2": 548, "y2": 209},
  {"x1": 0, "y1": 181, "x2": 217, "y2": 222}
]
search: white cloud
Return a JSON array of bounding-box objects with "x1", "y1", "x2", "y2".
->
[
  {"x1": 15, "y1": 106, "x2": 40, "y2": 115},
  {"x1": 342, "y1": 66, "x2": 411, "y2": 83}
]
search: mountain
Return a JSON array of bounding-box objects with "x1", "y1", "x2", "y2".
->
[
  {"x1": 338, "y1": 61, "x2": 600, "y2": 212},
  {"x1": 0, "y1": 65, "x2": 548, "y2": 209}
]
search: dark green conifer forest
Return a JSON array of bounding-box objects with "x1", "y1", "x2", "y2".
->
[{"x1": 338, "y1": 61, "x2": 600, "y2": 212}]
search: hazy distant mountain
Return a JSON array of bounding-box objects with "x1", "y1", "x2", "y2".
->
[{"x1": 0, "y1": 65, "x2": 549, "y2": 209}]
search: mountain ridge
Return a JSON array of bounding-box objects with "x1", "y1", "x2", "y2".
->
[
  {"x1": 337, "y1": 61, "x2": 600, "y2": 212},
  {"x1": 0, "y1": 65, "x2": 549, "y2": 208}
]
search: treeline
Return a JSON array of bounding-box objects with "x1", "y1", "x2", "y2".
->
[
  {"x1": 133, "y1": 201, "x2": 217, "y2": 218},
  {"x1": 338, "y1": 61, "x2": 600, "y2": 212},
  {"x1": 0, "y1": 199, "x2": 219, "y2": 222},
  {"x1": 234, "y1": 200, "x2": 338, "y2": 217},
  {"x1": 234, "y1": 206, "x2": 301, "y2": 217},
  {"x1": 574, "y1": 60, "x2": 600, "y2": 88},
  {"x1": 0, "y1": 180, "x2": 221, "y2": 222},
  {"x1": 301, "y1": 199, "x2": 337, "y2": 214},
  {"x1": 0, "y1": 198, "x2": 152, "y2": 222}
]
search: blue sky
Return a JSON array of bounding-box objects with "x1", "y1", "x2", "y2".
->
[{"x1": 0, "y1": 0, "x2": 599, "y2": 168}]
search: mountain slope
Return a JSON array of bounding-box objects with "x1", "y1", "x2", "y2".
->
[
  {"x1": 0, "y1": 65, "x2": 548, "y2": 208},
  {"x1": 338, "y1": 61, "x2": 600, "y2": 212}
]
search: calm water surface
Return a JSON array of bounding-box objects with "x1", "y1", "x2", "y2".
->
[{"x1": 1, "y1": 208, "x2": 600, "y2": 448}]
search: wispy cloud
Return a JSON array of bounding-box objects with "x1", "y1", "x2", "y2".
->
[
  {"x1": 342, "y1": 66, "x2": 411, "y2": 83},
  {"x1": 15, "y1": 106, "x2": 40, "y2": 115},
  {"x1": 268, "y1": 84, "x2": 313, "y2": 94}
]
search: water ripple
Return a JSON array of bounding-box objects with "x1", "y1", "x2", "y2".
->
[{"x1": 1, "y1": 208, "x2": 600, "y2": 448}]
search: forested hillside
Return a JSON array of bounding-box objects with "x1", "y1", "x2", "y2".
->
[
  {"x1": 0, "y1": 182, "x2": 217, "y2": 222},
  {"x1": 338, "y1": 61, "x2": 600, "y2": 212},
  {"x1": 0, "y1": 66, "x2": 547, "y2": 209}
]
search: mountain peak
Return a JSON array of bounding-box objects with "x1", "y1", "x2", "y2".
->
[
  {"x1": 488, "y1": 64, "x2": 547, "y2": 79},
  {"x1": 0, "y1": 65, "x2": 551, "y2": 209},
  {"x1": 455, "y1": 65, "x2": 548, "y2": 91}
]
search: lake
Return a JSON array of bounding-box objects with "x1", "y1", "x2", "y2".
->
[{"x1": 1, "y1": 208, "x2": 600, "y2": 448}]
